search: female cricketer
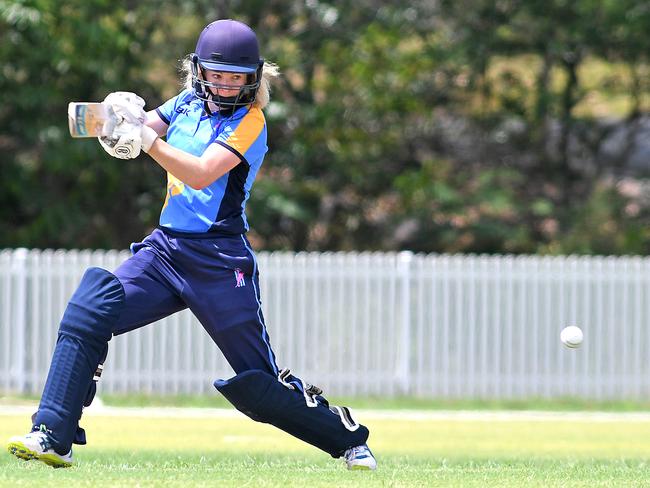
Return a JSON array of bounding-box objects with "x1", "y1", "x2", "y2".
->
[{"x1": 7, "y1": 19, "x2": 376, "y2": 471}]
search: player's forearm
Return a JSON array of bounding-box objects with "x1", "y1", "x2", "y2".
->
[
  {"x1": 145, "y1": 110, "x2": 169, "y2": 137},
  {"x1": 147, "y1": 139, "x2": 211, "y2": 190}
]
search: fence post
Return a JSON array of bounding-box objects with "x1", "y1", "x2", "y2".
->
[
  {"x1": 12, "y1": 248, "x2": 29, "y2": 394},
  {"x1": 396, "y1": 251, "x2": 414, "y2": 394}
]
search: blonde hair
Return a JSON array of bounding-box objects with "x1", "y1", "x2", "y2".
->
[{"x1": 181, "y1": 56, "x2": 280, "y2": 110}]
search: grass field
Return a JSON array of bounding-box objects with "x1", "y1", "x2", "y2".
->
[{"x1": 1, "y1": 408, "x2": 650, "y2": 487}]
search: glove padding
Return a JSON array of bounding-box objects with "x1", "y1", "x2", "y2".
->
[
  {"x1": 99, "y1": 91, "x2": 147, "y2": 159},
  {"x1": 140, "y1": 125, "x2": 158, "y2": 153},
  {"x1": 103, "y1": 91, "x2": 146, "y2": 128},
  {"x1": 99, "y1": 123, "x2": 142, "y2": 159}
]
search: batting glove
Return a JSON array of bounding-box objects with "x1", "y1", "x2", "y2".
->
[
  {"x1": 99, "y1": 122, "x2": 142, "y2": 159},
  {"x1": 140, "y1": 125, "x2": 158, "y2": 153},
  {"x1": 103, "y1": 91, "x2": 146, "y2": 125}
]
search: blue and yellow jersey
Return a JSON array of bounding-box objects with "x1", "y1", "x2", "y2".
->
[{"x1": 154, "y1": 89, "x2": 267, "y2": 235}]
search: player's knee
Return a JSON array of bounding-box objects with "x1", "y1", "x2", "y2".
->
[
  {"x1": 214, "y1": 370, "x2": 278, "y2": 422},
  {"x1": 59, "y1": 267, "x2": 125, "y2": 344}
]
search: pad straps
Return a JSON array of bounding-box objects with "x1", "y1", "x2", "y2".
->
[
  {"x1": 277, "y1": 368, "x2": 323, "y2": 407},
  {"x1": 277, "y1": 368, "x2": 360, "y2": 431},
  {"x1": 329, "y1": 405, "x2": 360, "y2": 432}
]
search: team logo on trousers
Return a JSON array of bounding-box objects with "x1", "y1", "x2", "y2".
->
[{"x1": 234, "y1": 268, "x2": 246, "y2": 288}]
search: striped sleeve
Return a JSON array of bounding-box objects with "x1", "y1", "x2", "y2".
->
[{"x1": 215, "y1": 107, "x2": 267, "y2": 166}]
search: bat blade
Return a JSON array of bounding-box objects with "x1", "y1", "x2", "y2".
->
[{"x1": 68, "y1": 102, "x2": 111, "y2": 138}]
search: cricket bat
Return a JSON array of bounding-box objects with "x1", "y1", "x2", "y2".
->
[{"x1": 68, "y1": 102, "x2": 114, "y2": 138}]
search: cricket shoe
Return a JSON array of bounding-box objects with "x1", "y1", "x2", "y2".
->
[
  {"x1": 7, "y1": 431, "x2": 73, "y2": 468},
  {"x1": 343, "y1": 443, "x2": 377, "y2": 470}
]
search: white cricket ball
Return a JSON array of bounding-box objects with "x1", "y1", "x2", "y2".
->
[{"x1": 560, "y1": 326, "x2": 583, "y2": 348}]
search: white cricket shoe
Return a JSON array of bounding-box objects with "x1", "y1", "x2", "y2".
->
[
  {"x1": 343, "y1": 444, "x2": 377, "y2": 470},
  {"x1": 7, "y1": 431, "x2": 73, "y2": 468}
]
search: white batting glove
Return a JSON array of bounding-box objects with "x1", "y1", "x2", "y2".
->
[
  {"x1": 101, "y1": 91, "x2": 146, "y2": 135},
  {"x1": 103, "y1": 91, "x2": 145, "y2": 106},
  {"x1": 98, "y1": 92, "x2": 157, "y2": 157},
  {"x1": 99, "y1": 122, "x2": 142, "y2": 159},
  {"x1": 99, "y1": 124, "x2": 158, "y2": 158},
  {"x1": 141, "y1": 125, "x2": 158, "y2": 153},
  {"x1": 103, "y1": 92, "x2": 145, "y2": 123}
]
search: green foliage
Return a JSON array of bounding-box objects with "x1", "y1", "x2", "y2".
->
[
  {"x1": 540, "y1": 181, "x2": 650, "y2": 255},
  {"x1": 394, "y1": 160, "x2": 530, "y2": 253},
  {"x1": 0, "y1": 1, "x2": 648, "y2": 254},
  {"x1": 0, "y1": 0, "x2": 167, "y2": 248}
]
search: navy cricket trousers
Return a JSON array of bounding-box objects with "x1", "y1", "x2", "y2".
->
[{"x1": 111, "y1": 228, "x2": 279, "y2": 376}]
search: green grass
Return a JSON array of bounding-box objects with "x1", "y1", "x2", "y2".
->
[
  {"x1": 6, "y1": 393, "x2": 650, "y2": 412},
  {"x1": 2, "y1": 411, "x2": 650, "y2": 486},
  {"x1": 47, "y1": 394, "x2": 650, "y2": 412}
]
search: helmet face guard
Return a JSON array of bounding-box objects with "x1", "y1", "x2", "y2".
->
[
  {"x1": 191, "y1": 55, "x2": 264, "y2": 109},
  {"x1": 191, "y1": 19, "x2": 265, "y2": 110}
]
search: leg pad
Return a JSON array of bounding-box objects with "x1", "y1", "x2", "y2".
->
[
  {"x1": 33, "y1": 268, "x2": 124, "y2": 452},
  {"x1": 215, "y1": 370, "x2": 369, "y2": 457}
]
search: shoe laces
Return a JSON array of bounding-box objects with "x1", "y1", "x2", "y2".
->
[
  {"x1": 345, "y1": 444, "x2": 370, "y2": 461},
  {"x1": 34, "y1": 424, "x2": 53, "y2": 451}
]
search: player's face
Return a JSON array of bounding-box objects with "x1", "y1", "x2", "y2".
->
[{"x1": 204, "y1": 70, "x2": 247, "y2": 97}]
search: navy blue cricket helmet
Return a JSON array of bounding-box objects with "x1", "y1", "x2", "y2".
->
[{"x1": 191, "y1": 19, "x2": 265, "y2": 109}]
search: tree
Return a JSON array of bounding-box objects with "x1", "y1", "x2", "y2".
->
[{"x1": 1, "y1": 1, "x2": 648, "y2": 254}]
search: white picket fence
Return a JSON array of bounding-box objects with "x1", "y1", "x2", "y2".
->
[{"x1": 1, "y1": 248, "x2": 649, "y2": 400}]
